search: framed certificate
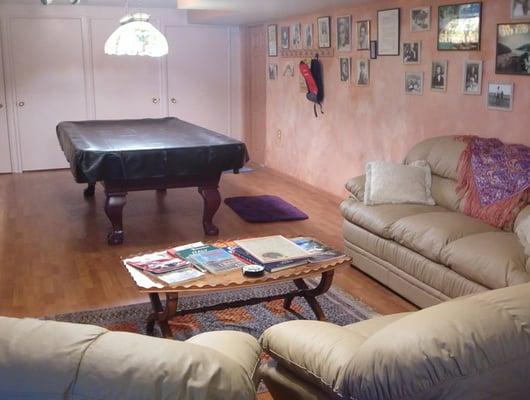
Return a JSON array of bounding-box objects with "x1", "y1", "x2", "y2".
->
[{"x1": 377, "y1": 8, "x2": 400, "y2": 56}]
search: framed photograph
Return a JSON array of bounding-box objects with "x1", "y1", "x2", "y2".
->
[
  {"x1": 267, "y1": 25, "x2": 278, "y2": 57},
  {"x1": 280, "y1": 26, "x2": 290, "y2": 49},
  {"x1": 411, "y1": 7, "x2": 431, "y2": 32},
  {"x1": 268, "y1": 64, "x2": 278, "y2": 80},
  {"x1": 438, "y1": 2, "x2": 482, "y2": 51},
  {"x1": 512, "y1": 0, "x2": 530, "y2": 19},
  {"x1": 487, "y1": 82, "x2": 514, "y2": 111},
  {"x1": 282, "y1": 62, "x2": 295, "y2": 78},
  {"x1": 463, "y1": 60, "x2": 483, "y2": 95},
  {"x1": 431, "y1": 60, "x2": 448, "y2": 91},
  {"x1": 339, "y1": 57, "x2": 351, "y2": 83},
  {"x1": 402, "y1": 41, "x2": 421, "y2": 64},
  {"x1": 317, "y1": 17, "x2": 331, "y2": 48},
  {"x1": 378, "y1": 8, "x2": 400, "y2": 56},
  {"x1": 303, "y1": 23, "x2": 314, "y2": 49},
  {"x1": 356, "y1": 59, "x2": 370, "y2": 86},
  {"x1": 356, "y1": 20, "x2": 370, "y2": 50},
  {"x1": 496, "y1": 23, "x2": 530, "y2": 75},
  {"x1": 337, "y1": 15, "x2": 352, "y2": 52},
  {"x1": 291, "y1": 23, "x2": 302, "y2": 49},
  {"x1": 405, "y1": 72, "x2": 423, "y2": 95},
  {"x1": 370, "y1": 40, "x2": 378, "y2": 59}
]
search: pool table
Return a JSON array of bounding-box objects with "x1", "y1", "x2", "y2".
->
[{"x1": 57, "y1": 117, "x2": 249, "y2": 245}]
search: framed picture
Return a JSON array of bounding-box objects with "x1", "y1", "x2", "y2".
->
[
  {"x1": 303, "y1": 23, "x2": 314, "y2": 49},
  {"x1": 317, "y1": 17, "x2": 331, "y2": 48},
  {"x1": 280, "y1": 26, "x2": 289, "y2": 49},
  {"x1": 282, "y1": 62, "x2": 295, "y2": 78},
  {"x1": 267, "y1": 25, "x2": 278, "y2": 57},
  {"x1": 378, "y1": 8, "x2": 400, "y2": 56},
  {"x1": 463, "y1": 60, "x2": 483, "y2": 95},
  {"x1": 356, "y1": 20, "x2": 370, "y2": 50},
  {"x1": 405, "y1": 72, "x2": 423, "y2": 95},
  {"x1": 411, "y1": 7, "x2": 431, "y2": 32},
  {"x1": 403, "y1": 41, "x2": 421, "y2": 64},
  {"x1": 268, "y1": 64, "x2": 278, "y2": 80},
  {"x1": 370, "y1": 40, "x2": 378, "y2": 59},
  {"x1": 512, "y1": 0, "x2": 530, "y2": 19},
  {"x1": 291, "y1": 23, "x2": 302, "y2": 49},
  {"x1": 356, "y1": 59, "x2": 370, "y2": 86},
  {"x1": 431, "y1": 60, "x2": 448, "y2": 91},
  {"x1": 487, "y1": 82, "x2": 514, "y2": 111},
  {"x1": 496, "y1": 23, "x2": 530, "y2": 75},
  {"x1": 337, "y1": 15, "x2": 352, "y2": 52},
  {"x1": 438, "y1": 2, "x2": 482, "y2": 51},
  {"x1": 339, "y1": 57, "x2": 351, "y2": 83}
]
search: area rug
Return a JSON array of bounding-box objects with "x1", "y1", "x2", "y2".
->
[
  {"x1": 224, "y1": 195, "x2": 309, "y2": 223},
  {"x1": 53, "y1": 281, "x2": 377, "y2": 340}
]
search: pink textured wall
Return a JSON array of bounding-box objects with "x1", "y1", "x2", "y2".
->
[{"x1": 250, "y1": 0, "x2": 530, "y2": 198}]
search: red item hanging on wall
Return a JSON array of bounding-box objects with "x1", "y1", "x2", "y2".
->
[{"x1": 299, "y1": 57, "x2": 324, "y2": 118}]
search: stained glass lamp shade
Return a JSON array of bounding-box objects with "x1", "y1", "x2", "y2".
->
[{"x1": 104, "y1": 13, "x2": 168, "y2": 57}]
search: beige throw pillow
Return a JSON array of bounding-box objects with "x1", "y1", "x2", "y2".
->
[{"x1": 364, "y1": 160, "x2": 435, "y2": 206}]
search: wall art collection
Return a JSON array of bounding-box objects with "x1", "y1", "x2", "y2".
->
[{"x1": 266, "y1": 1, "x2": 528, "y2": 111}]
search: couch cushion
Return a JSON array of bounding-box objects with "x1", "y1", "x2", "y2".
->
[
  {"x1": 390, "y1": 211, "x2": 498, "y2": 262},
  {"x1": 344, "y1": 313, "x2": 412, "y2": 335},
  {"x1": 0, "y1": 318, "x2": 106, "y2": 399},
  {"x1": 440, "y1": 232, "x2": 529, "y2": 289},
  {"x1": 260, "y1": 320, "x2": 371, "y2": 397},
  {"x1": 404, "y1": 136, "x2": 466, "y2": 180},
  {"x1": 340, "y1": 198, "x2": 446, "y2": 239},
  {"x1": 431, "y1": 175, "x2": 462, "y2": 211},
  {"x1": 345, "y1": 175, "x2": 365, "y2": 201}
]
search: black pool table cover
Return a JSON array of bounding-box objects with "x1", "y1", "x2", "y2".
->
[{"x1": 57, "y1": 117, "x2": 249, "y2": 183}]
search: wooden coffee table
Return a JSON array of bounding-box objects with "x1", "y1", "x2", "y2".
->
[{"x1": 126, "y1": 254, "x2": 350, "y2": 338}]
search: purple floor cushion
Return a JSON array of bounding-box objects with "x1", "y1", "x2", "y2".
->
[{"x1": 224, "y1": 195, "x2": 309, "y2": 223}]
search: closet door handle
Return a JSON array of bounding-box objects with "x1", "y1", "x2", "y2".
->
[
  {"x1": 0, "y1": 104, "x2": 3, "y2": 109},
  {"x1": 18, "y1": 101, "x2": 25, "y2": 107},
  {"x1": 152, "y1": 98, "x2": 160, "y2": 104},
  {"x1": 170, "y1": 98, "x2": 177, "y2": 104}
]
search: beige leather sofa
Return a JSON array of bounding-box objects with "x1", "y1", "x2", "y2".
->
[
  {"x1": 259, "y1": 282, "x2": 530, "y2": 400},
  {"x1": 0, "y1": 317, "x2": 260, "y2": 400},
  {"x1": 341, "y1": 136, "x2": 529, "y2": 308}
]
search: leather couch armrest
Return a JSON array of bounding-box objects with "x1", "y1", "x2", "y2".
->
[{"x1": 345, "y1": 175, "x2": 365, "y2": 202}]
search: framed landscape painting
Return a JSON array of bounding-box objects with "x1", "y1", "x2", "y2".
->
[
  {"x1": 496, "y1": 23, "x2": 530, "y2": 75},
  {"x1": 438, "y1": 2, "x2": 482, "y2": 50}
]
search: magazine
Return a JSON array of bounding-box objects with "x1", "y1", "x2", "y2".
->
[
  {"x1": 235, "y1": 235, "x2": 310, "y2": 264},
  {"x1": 291, "y1": 237, "x2": 344, "y2": 263},
  {"x1": 124, "y1": 252, "x2": 190, "y2": 274},
  {"x1": 156, "y1": 267, "x2": 205, "y2": 286},
  {"x1": 188, "y1": 249, "x2": 248, "y2": 275},
  {"x1": 232, "y1": 247, "x2": 309, "y2": 272}
]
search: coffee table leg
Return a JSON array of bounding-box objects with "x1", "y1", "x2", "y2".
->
[
  {"x1": 198, "y1": 186, "x2": 221, "y2": 236},
  {"x1": 283, "y1": 271, "x2": 335, "y2": 321},
  {"x1": 147, "y1": 293, "x2": 179, "y2": 339}
]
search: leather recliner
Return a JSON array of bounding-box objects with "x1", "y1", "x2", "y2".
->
[
  {"x1": 0, "y1": 317, "x2": 261, "y2": 400},
  {"x1": 259, "y1": 282, "x2": 530, "y2": 400}
]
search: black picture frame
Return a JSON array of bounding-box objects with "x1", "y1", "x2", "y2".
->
[
  {"x1": 377, "y1": 8, "x2": 400, "y2": 56},
  {"x1": 495, "y1": 22, "x2": 530, "y2": 76},
  {"x1": 267, "y1": 24, "x2": 278, "y2": 57},
  {"x1": 317, "y1": 16, "x2": 331, "y2": 48},
  {"x1": 437, "y1": 2, "x2": 482, "y2": 51}
]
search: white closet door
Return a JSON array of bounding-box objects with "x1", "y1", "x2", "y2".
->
[
  {"x1": 166, "y1": 25, "x2": 230, "y2": 134},
  {"x1": 10, "y1": 17, "x2": 87, "y2": 171},
  {"x1": 91, "y1": 19, "x2": 163, "y2": 120},
  {"x1": 0, "y1": 35, "x2": 11, "y2": 173}
]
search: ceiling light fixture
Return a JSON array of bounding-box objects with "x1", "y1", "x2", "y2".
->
[{"x1": 104, "y1": 1, "x2": 168, "y2": 57}]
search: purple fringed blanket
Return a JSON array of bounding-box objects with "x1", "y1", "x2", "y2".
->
[{"x1": 457, "y1": 136, "x2": 530, "y2": 228}]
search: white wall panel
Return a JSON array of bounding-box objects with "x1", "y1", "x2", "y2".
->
[
  {"x1": 0, "y1": 26, "x2": 11, "y2": 173},
  {"x1": 10, "y1": 17, "x2": 87, "y2": 171},
  {"x1": 91, "y1": 18, "x2": 164, "y2": 120},
  {"x1": 166, "y1": 25, "x2": 230, "y2": 135}
]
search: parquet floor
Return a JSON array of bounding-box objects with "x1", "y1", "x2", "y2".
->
[{"x1": 0, "y1": 166, "x2": 416, "y2": 398}]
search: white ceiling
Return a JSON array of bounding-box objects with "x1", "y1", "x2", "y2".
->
[{"x1": 0, "y1": 0, "x2": 375, "y2": 25}]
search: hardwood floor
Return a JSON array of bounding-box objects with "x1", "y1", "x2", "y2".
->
[{"x1": 0, "y1": 166, "x2": 416, "y2": 318}]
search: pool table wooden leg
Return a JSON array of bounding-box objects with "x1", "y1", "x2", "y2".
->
[
  {"x1": 198, "y1": 186, "x2": 220, "y2": 236},
  {"x1": 83, "y1": 183, "x2": 96, "y2": 198},
  {"x1": 104, "y1": 192, "x2": 127, "y2": 245}
]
